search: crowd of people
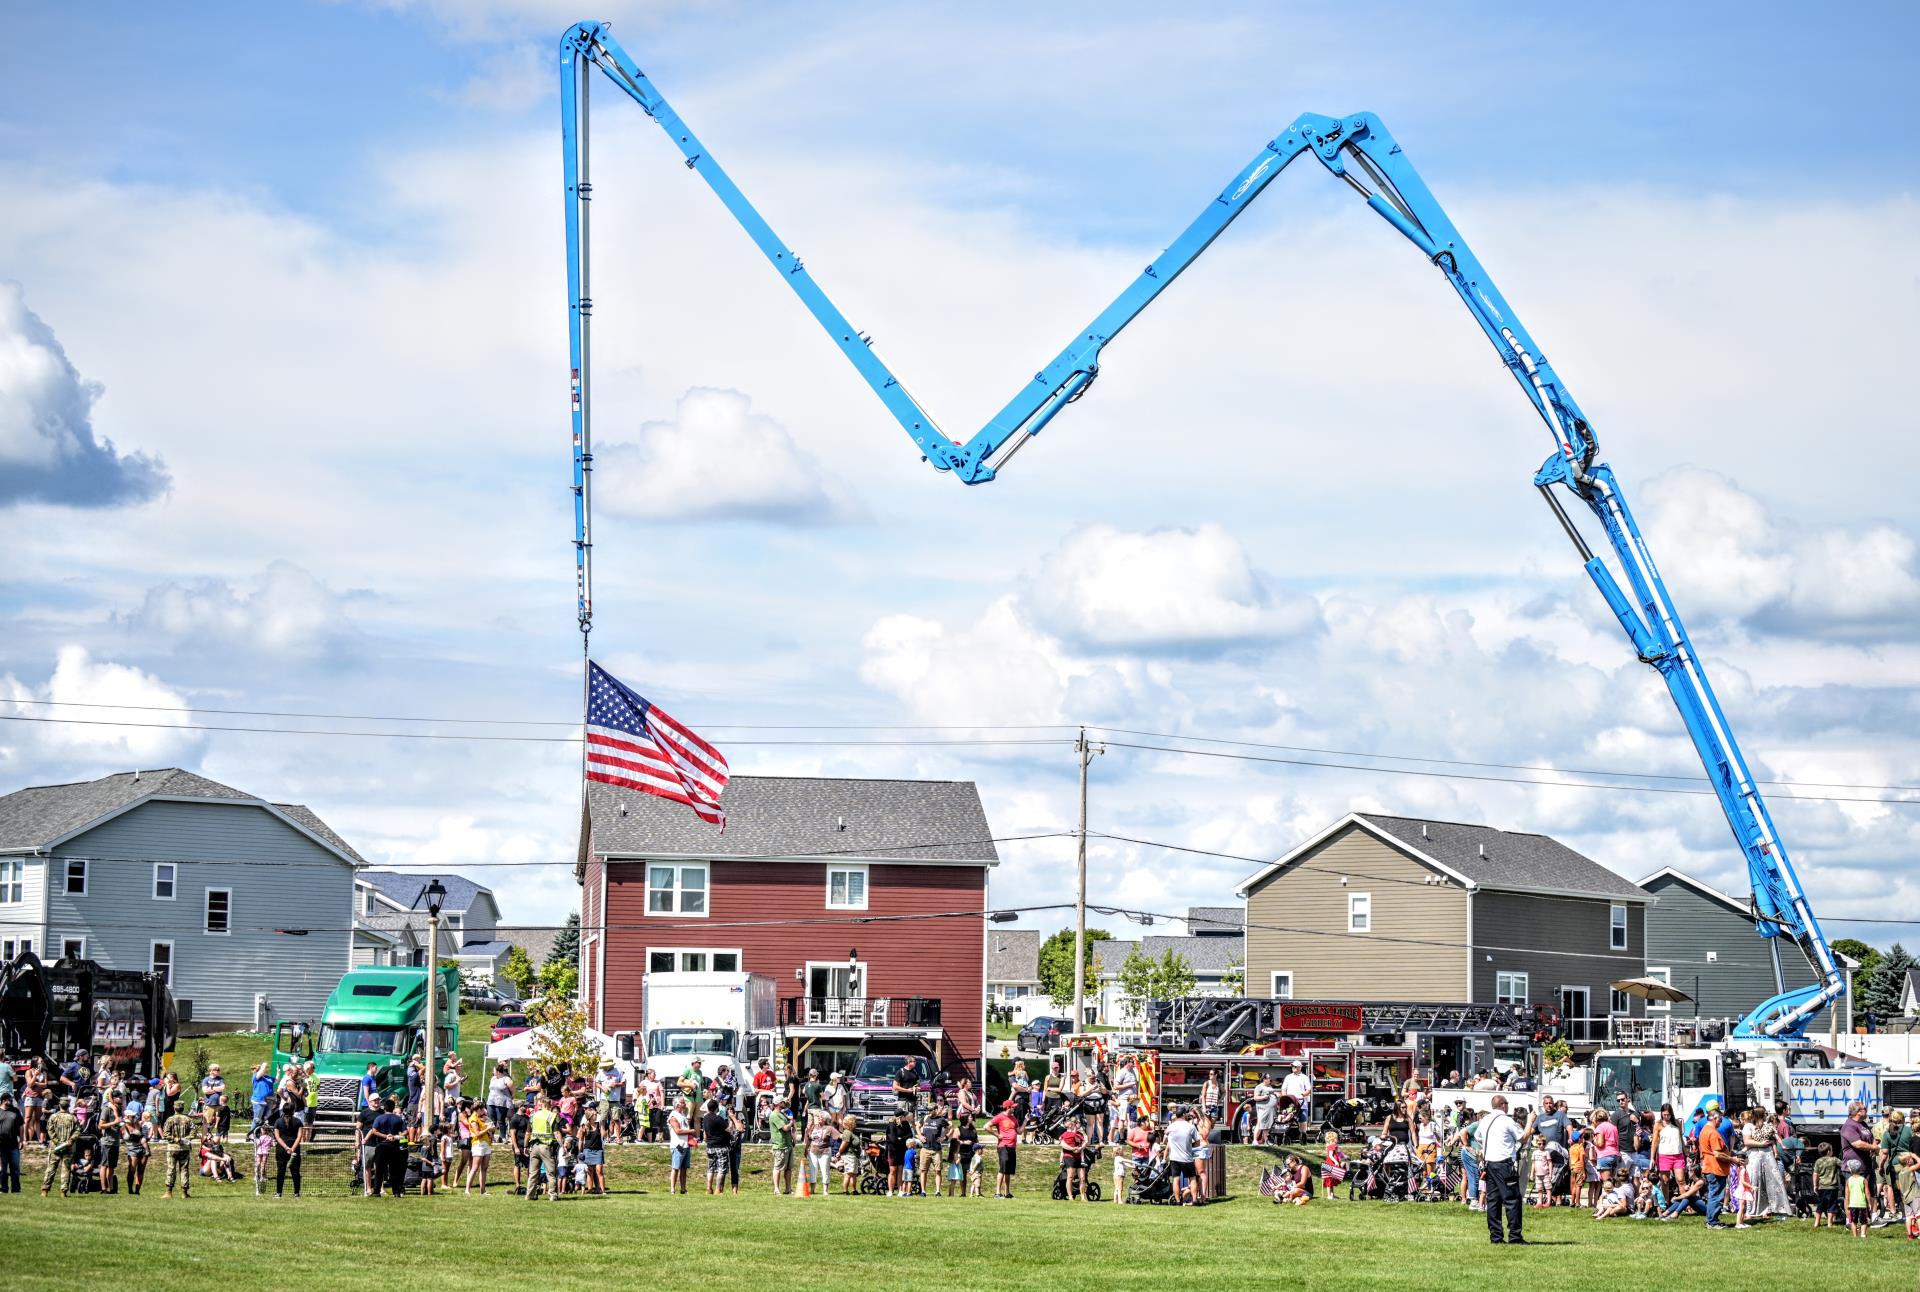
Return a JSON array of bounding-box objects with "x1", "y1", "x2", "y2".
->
[{"x1": 6, "y1": 1039, "x2": 1917, "y2": 1247}]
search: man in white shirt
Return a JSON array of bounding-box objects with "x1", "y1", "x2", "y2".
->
[
  {"x1": 1111, "y1": 1058, "x2": 1139, "y2": 1123},
  {"x1": 1165, "y1": 1106, "x2": 1199, "y2": 1205},
  {"x1": 1480, "y1": 1094, "x2": 1535, "y2": 1244},
  {"x1": 1281, "y1": 1061, "x2": 1313, "y2": 1111}
]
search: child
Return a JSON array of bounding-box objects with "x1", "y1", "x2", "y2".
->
[
  {"x1": 440, "y1": 1121, "x2": 459, "y2": 1190},
  {"x1": 1321, "y1": 1133, "x2": 1348, "y2": 1199},
  {"x1": 1812, "y1": 1143, "x2": 1841, "y2": 1227},
  {"x1": 253, "y1": 1125, "x2": 273, "y2": 1196},
  {"x1": 557, "y1": 1130, "x2": 579, "y2": 1196},
  {"x1": 1845, "y1": 1158, "x2": 1870, "y2": 1239},
  {"x1": 1631, "y1": 1175, "x2": 1663, "y2": 1218},
  {"x1": 1592, "y1": 1170, "x2": 1633, "y2": 1219},
  {"x1": 1528, "y1": 1133, "x2": 1554, "y2": 1207},
  {"x1": 1896, "y1": 1149, "x2": 1920, "y2": 1240}
]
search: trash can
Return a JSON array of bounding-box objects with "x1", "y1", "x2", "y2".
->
[{"x1": 1204, "y1": 1130, "x2": 1227, "y2": 1199}]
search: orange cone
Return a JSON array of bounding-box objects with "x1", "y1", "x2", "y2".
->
[{"x1": 800, "y1": 1174, "x2": 812, "y2": 1198}]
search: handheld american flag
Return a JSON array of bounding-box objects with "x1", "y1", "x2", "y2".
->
[{"x1": 584, "y1": 661, "x2": 730, "y2": 827}]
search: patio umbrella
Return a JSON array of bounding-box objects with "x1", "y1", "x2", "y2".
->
[{"x1": 1609, "y1": 976, "x2": 1692, "y2": 1004}]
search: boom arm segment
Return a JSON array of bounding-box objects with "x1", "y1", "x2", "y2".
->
[{"x1": 559, "y1": 24, "x2": 1844, "y2": 1039}]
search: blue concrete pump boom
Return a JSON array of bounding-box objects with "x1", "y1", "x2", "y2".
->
[{"x1": 558, "y1": 21, "x2": 1843, "y2": 1040}]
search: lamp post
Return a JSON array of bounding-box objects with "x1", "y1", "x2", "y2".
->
[
  {"x1": 847, "y1": 948, "x2": 860, "y2": 1008},
  {"x1": 423, "y1": 878, "x2": 446, "y2": 1129}
]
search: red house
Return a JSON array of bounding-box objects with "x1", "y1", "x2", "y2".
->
[{"x1": 578, "y1": 775, "x2": 996, "y2": 1079}]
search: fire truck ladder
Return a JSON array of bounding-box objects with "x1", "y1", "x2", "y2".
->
[{"x1": 1148, "y1": 997, "x2": 1540, "y2": 1054}]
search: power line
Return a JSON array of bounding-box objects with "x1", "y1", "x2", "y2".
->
[
  {"x1": 1089, "y1": 725, "x2": 1920, "y2": 796},
  {"x1": 1099, "y1": 740, "x2": 1920, "y2": 808}
]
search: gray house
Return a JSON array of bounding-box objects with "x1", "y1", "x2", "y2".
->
[
  {"x1": 1640, "y1": 867, "x2": 1854, "y2": 1036},
  {"x1": 356, "y1": 870, "x2": 513, "y2": 992},
  {"x1": 0, "y1": 768, "x2": 364, "y2": 1029},
  {"x1": 986, "y1": 928, "x2": 1043, "y2": 1024},
  {"x1": 1238, "y1": 813, "x2": 1654, "y2": 1045}
]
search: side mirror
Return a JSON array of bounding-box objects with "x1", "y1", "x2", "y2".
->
[
  {"x1": 745, "y1": 1034, "x2": 765, "y2": 1061},
  {"x1": 616, "y1": 1033, "x2": 635, "y2": 1062}
]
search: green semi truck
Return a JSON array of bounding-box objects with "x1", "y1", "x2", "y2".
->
[{"x1": 273, "y1": 965, "x2": 460, "y2": 1130}]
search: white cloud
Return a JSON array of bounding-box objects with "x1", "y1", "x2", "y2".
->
[
  {"x1": 0, "y1": 282, "x2": 166, "y2": 507},
  {"x1": 0, "y1": 646, "x2": 204, "y2": 775},
  {"x1": 1022, "y1": 523, "x2": 1319, "y2": 653},
  {"x1": 595, "y1": 387, "x2": 855, "y2": 524},
  {"x1": 129, "y1": 562, "x2": 361, "y2": 659},
  {"x1": 1641, "y1": 467, "x2": 1920, "y2": 639}
]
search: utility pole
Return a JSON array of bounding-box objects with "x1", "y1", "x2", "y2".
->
[
  {"x1": 1071, "y1": 728, "x2": 1101, "y2": 1034},
  {"x1": 422, "y1": 878, "x2": 447, "y2": 1130}
]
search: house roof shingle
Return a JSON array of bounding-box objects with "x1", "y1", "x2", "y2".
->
[
  {"x1": 0, "y1": 767, "x2": 362, "y2": 865},
  {"x1": 497, "y1": 925, "x2": 563, "y2": 968},
  {"x1": 1186, "y1": 906, "x2": 1244, "y2": 936},
  {"x1": 1142, "y1": 933, "x2": 1245, "y2": 975},
  {"x1": 360, "y1": 870, "x2": 490, "y2": 916},
  {"x1": 585, "y1": 776, "x2": 998, "y2": 864},
  {"x1": 987, "y1": 929, "x2": 1040, "y2": 983},
  {"x1": 1092, "y1": 939, "x2": 1139, "y2": 974},
  {"x1": 1355, "y1": 814, "x2": 1650, "y2": 902}
]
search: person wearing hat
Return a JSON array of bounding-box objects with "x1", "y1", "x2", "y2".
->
[
  {"x1": 987, "y1": 1099, "x2": 1020, "y2": 1198},
  {"x1": 1696, "y1": 1099, "x2": 1735, "y2": 1228},
  {"x1": 1282, "y1": 1059, "x2": 1313, "y2": 1109}
]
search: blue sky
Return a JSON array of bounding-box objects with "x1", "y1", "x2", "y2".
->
[{"x1": 3, "y1": 1, "x2": 1919, "y2": 944}]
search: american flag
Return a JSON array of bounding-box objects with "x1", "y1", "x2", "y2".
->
[{"x1": 584, "y1": 661, "x2": 729, "y2": 827}]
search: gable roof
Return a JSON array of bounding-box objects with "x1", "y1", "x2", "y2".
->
[
  {"x1": 359, "y1": 870, "x2": 491, "y2": 917},
  {"x1": 584, "y1": 776, "x2": 998, "y2": 865},
  {"x1": 1186, "y1": 906, "x2": 1244, "y2": 936},
  {"x1": 1638, "y1": 866, "x2": 1751, "y2": 918},
  {"x1": 1142, "y1": 933, "x2": 1244, "y2": 975},
  {"x1": 497, "y1": 925, "x2": 562, "y2": 969},
  {"x1": 1236, "y1": 811, "x2": 1651, "y2": 903},
  {"x1": 987, "y1": 929, "x2": 1040, "y2": 982},
  {"x1": 1092, "y1": 939, "x2": 1139, "y2": 974},
  {"x1": 1905, "y1": 968, "x2": 1920, "y2": 1006},
  {"x1": 0, "y1": 767, "x2": 363, "y2": 866}
]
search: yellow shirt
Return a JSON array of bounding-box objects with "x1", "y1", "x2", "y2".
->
[{"x1": 465, "y1": 1112, "x2": 494, "y2": 1146}]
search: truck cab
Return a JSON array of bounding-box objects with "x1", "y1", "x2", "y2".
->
[
  {"x1": 276, "y1": 965, "x2": 460, "y2": 1129},
  {"x1": 634, "y1": 971, "x2": 776, "y2": 1104},
  {"x1": 1588, "y1": 1042, "x2": 1881, "y2": 1138}
]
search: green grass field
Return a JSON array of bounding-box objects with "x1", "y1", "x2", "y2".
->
[{"x1": 8, "y1": 1138, "x2": 1912, "y2": 1291}]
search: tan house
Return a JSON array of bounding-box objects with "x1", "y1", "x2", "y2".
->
[{"x1": 1235, "y1": 813, "x2": 1653, "y2": 1045}]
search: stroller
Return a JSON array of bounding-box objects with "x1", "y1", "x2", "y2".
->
[
  {"x1": 1787, "y1": 1159, "x2": 1819, "y2": 1219},
  {"x1": 1346, "y1": 1138, "x2": 1409, "y2": 1201},
  {"x1": 858, "y1": 1141, "x2": 922, "y2": 1196},
  {"x1": 1032, "y1": 1093, "x2": 1100, "y2": 1145},
  {"x1": 1128, "y1": 1156, "x2": 1176, "y2": 1204},
  {"x1": 1050, "y1": 1142, "x2": 1103, "y2": 1200}
]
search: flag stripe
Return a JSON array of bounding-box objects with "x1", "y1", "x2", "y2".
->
[{"x1": 583, "y1": 661, "x2": 730, "y2": 829}]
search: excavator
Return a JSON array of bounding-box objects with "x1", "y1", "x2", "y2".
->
[{"x1": 554, "y1": 21, "x2": 1901, "y2": 1128}]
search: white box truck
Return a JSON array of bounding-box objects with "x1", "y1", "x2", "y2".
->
[{"x1": 633, "y1": 971, "x2": 777, "y2": 1093}]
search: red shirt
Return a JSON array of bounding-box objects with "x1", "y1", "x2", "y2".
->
[
  {"x1": 751, "y1": 1071, "x2": 774, "y2": 1092},
  {"x1": 989, "y1": 1113, "x2": 1018, "y2": 1148},
  {"x1": 1059, "y1": 1129, "x2": 1086, "y2": 1162},
  {"x1": 1128, "y1": 1125, "x2": 1152, "y2": 1161}
]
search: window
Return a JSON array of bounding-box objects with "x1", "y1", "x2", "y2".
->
[
  {"x1": 646, "y1": 863, "x2": 708, "y2": 916},
  {"x1": 205, "y1": 887, "x2": 232, "y2": 935},
  {"x1": 2, "y1": 937, "x2": 32, "y2": 960},
  {"x1": 153, "y1": 863, "x2": 177, "y2": 900},
  {"x1": 647, "y1": 947, "x2": 741, "y2": 974},
  {"x1": 0, "y1": 859, "x2": 23, "y2": 903},
  {"x1": 1348, "y1": 892, "x2": 1371, "y2": 933},
  {"x1": 826, "y1": 864, "x2": 868, "y2": 910},
  {"x1": 1610, "y1": 987, "x2": 1631, "y2": 1016},
  {"x1": 1270, "y1": 971, "x2": 1293, "y2": 1000},
  {"x1": 151, "y1": 940, "x2": 174, "y2": 985},
  {"x1": 1645, "y1": 965, "x2": 1672, "y2": 1012},
  {"x1": 362, "y1": 889, "x2": 377, "y2": 918},
  {"x1": 1496, "y1": 971, "x2": 1529, "y2": 1005},
  {"x1": 61, "y1": 936, "x2": 86, "y2": 960},
  {"x1": 1609, "y1": 903, "x2": 1628, "y2": 950},
  {"x1": 65, "y1": 859, "x2": 87, "y2": 896}
]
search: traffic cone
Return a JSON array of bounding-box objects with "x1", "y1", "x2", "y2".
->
[{"x1": 801, "y1": 1174, "x2": 812, "y2": 1198}]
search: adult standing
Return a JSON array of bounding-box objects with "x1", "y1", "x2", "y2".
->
[
  {"x1": 272, "y1": 1100, "x2": 303, "y2": 1198},
  {"x1": 1840, "y1": 1100, "x2": 1876, "y2": 1214},
  {"x1": 1281, "y1": 1061, "x2": 1313, "y2": 1117},
  {"x1": 1250, "y1": 1076, "x2": 1277, "y2": 1146},
  {"x1": 1165, "y1": 1105, "x2": 1199, "y2": 1206},
  {"x1": 40, "y1": 1097, "x2": 76, "y2": 1196},
  {"x1": 1697, "y1": 1103, "x2": 1736, "y2": 1229},
  {"x1": 0, "y1": 1093, "x2": 20, "y2": 1194},
  {"x1": 250, "y1": 1063, "x2": 274, "y2": 1137},
  {"x1": 160, "y1": 1102, "x2": 195, "y2": 1199},
  {"x1": 488, "y1": 1062, "x2": 515, "y2": 1134},
  {"x1": 355, "y1": 1094, "x2": 382, "y2": 1196},
  {"x1": 369, "y1": 1096, "x2": 408, "y2": 1198},
  {"x1": 1740, "y1": 1107, "x2": 1789, "y2": 1222},
  {"x1": 666, "y1": 1096, "x2": 694, "y2": 1195},
  {"x1": 988, "y1": 1099, "x2": 1020, "y2": 1198},
  {"x1": 1480, "y1": 1094, "x2": 1533, "y2": 1244},
  {"x1": 1653, "y1": 1105, "x2": 1684, "y2": 1189},
  {"x1": 1111, "y1": 1057, "x2": 1138, "y2": 1125},
  {"x1": 824, "y1": 1071, "x2": 850, "y2": 1120},
  {"x1": 200, "y1": 1064, "x2": 229, "y2": 1140},
  {"x1": 464, "y1": 1100, "x2": 494, "y2": 1195},
  {"x1": 528, "y1": 1093, "x2": 562, "y2": 1201},
  {"x1": 767, "y1": 1101, "x2": 794, "y2": 1194},
  {"x1": 702, "y1": 1097, "x2": 734, "y2": 1196}
]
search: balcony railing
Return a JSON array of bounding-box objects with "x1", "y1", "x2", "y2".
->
[{"x1": 778, "y1": 995, "x2": 943, "y2": 1029}]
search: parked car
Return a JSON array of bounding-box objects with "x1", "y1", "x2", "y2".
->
[
  {"x1": 1017, "y1": 1016, "x2": 1074, "y2": 1054},
  {"x1": 463, "y1": 989, "x2": 520, "y2": 1013},
  {"x1": 490, "y1": 1012, "x2": 532, "y2": 1043}
]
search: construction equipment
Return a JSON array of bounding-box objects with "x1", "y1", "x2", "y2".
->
[
  {"x1": 557, "y1": 23, "x2": 1845, "y2": 1040},
  {"x1": 1146, "y1": 996, "x2": 1558, "y2": 1054},
  {"x1": 0, "y1": 949, "x2": 178, "y2": 1080}
]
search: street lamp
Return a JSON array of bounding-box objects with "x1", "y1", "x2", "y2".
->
[
  {"x1": 846, "y1": 948, "x2": 860, "y2": 1002},
  {"x1": 423, "y1": 878, "x2": 446, "y2": 1130}
]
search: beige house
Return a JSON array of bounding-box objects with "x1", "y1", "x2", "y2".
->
[{"x1": 1236, "y1": 812, "x2": 1653, "y2": 1044}]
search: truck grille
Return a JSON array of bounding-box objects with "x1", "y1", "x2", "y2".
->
[
  {"x1": 320, "y1": 1076, "x2": 363, "y2": 1109},
  {"x1": 1884, "y1": 1077, "x2": 1920, "y2": 1109}
]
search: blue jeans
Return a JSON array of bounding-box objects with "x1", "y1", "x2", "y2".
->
[
  {"x1": 1462, "y1": 1152, "x2": 1481, "y2": 1203},
  {"x1": 1704, "y1": 1172, "x2": 1726, "y2": 1225},
  {"x1": 1663, "y1": 1195, "x2": 1707, "y2": 1217},
  {"x1": 670, "y1": 1145, "x2": 691, "y2": 1171},
  {"x1": 252, "y1": 1099, "x2": 268, "y2": 1131},
  {"x1": 0, "y1": 1145, "x2": 19, "y2": 1192}
]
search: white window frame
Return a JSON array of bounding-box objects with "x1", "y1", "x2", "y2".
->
[
  {"x1": 61, "y1": 935, "x2": 86, "y2": 960},
  {"x1": 645, "y1": 862, "x2": 709, "y2": 917},
  {"x1": 151, "y1": 939, "x2": 174, "y2": 985},
  {"x1": 2, "y1": 936, "x2": 33, "y2": 960},
  {"x1": 645, "y1": 946, "x2": 741, "y2": 974},
  {"x1": 153, "y1": 862, "x2": 177, "y2": 901},
  {"x1": 1609, "y1": 903, "x2": 1628, "y2": 950},
  {"x1": 362, "y1": 888, "x2": 378, "y2": 918},
  {"x1": 1609, "y1": 987, "x2": 1631, "y2": 1016},
  {"x1": 0, "y1": 858, "x2": 24, "y2": 904},
  {"x1": 1270, "y1": 971, "x2": 1293, "y2": 1000},
  {"x1": 1496, "y1": 971, "x2": 1529, "y2": 1005},
  {"x1": 1348, "y1": 892, "x2": 1371, "y2": 934},
  {"x1": 204, "y1": 887, "x2": 232, "y2": 936},
  {"x1": 825, "y1": 864, "x2": 869, "y2": 911},
  {"x1": 1645, "y1": 966, "x2": 1671, "y2": 1012},
  {"x1": 64, "y1": 858, "x2": 88, "y2": 897}
]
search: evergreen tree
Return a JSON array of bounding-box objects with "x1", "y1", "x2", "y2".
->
[
  {"x1": 546, "y1": 911, "x2": 580, "y2": 969},
  {"x1": 1863, "y1": 942, "x2": 1915, "y2": 1020}
]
